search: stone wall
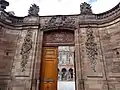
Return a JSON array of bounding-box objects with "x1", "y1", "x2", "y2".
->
[
  {"x1": 78, "y1": 27, "x2": 107, "y2": 90},
  {"x1": 78, "y1": 17, "x2": 120, "y2": 90},
  {"x1": 0, "y1": 20, "x2": 39, "y2": 90},
  {"x1": 0, "y1": 26, "x2": 19, "y2": 90},
  {"x1": 98, "y1": 18, "x2": 120, "y2": 90},
  {"x1": 0, "y1": 2, "x2": 120, "y2": 90},
  {"x1": 10, "y1": 27, "x2": 38, "y2": 90}
]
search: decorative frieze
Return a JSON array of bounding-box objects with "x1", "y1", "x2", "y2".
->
[
  {"x1": 85, "y1": 27, "x2": 98, "y2": 72},
  {"x1": 20, "y1": 30, "x2": 33, "y2": 72},
  {"x1": 43, "y1": 30, "x2": 74, "y2": 45},
  {"x1": 41, "y1": 16, "x2": 76, "y2": 30}
]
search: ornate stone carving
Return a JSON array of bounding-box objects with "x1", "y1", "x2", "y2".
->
[
  {"x1": 8, "y1": 11, "x2": 15, "y2": 16},
  {"x1": 0, "y1": 11, "x2": 23, "y2": 24},
  {"x1": 43, "y1": 30, "x2": 74, "y2": 44},
  {"x1": 80, "y1": 2, "x2": 92, "y2": 14},
  {"x1": 28, "y1": 4, "x2": 39, "y2": 16},
  {"x1": 85, "y1": 27, "x2": 98, "y2": 72},
  {"x1": 20, "y1": 30, "x2": 33, "y2": 72},
  {"x1": 0, "y1": 0, "x2": 9, "y2": 11},
  {"x1": 41, "y1": 16, "x2": 76, "y2": 30}
]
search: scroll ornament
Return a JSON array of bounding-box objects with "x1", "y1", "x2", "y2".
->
[{"x1": 20, "y1": 30, "x2": 33, "y2": 72}]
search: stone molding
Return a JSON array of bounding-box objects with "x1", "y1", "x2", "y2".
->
[{"x1": 0, "y1": 2, "x2": 119, "y2": 26}]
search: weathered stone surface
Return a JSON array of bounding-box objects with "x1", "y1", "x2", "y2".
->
[
  {"x1": 28, "y1": 4, "x2": 39, "y2": 16},
  {"x1": 0, "y1": 1, "x2": 120, "y2": 90},
  {"x1": 80, "y1": 2, "x2": 93, "y2": 14}
]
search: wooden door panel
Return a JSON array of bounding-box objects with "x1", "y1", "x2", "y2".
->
[
  {"x1": 43, "y1": 61, "x2": 57, "y2": 79},
  {"x1": 40, "y1": 47, "x2": 58, "y2": 90}
]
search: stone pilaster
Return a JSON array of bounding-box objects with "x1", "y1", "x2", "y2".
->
[
  {"x1": 31, "y1": 29, "x2": 43, "y2": 90},
  {"x1": 75, "y1": 27, "x2": 84, "y2": 90}
]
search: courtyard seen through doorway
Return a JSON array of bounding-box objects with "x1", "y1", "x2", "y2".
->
[{"x1": 58, "y1": 46, "x2": 75, "y2": 90}]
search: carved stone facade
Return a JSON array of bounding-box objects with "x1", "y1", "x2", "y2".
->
[
  {"x1": 85, "y1": 27, "x2": 98, "y2": 72},
  {"x1": 20, "y1": 30, "x2": 33, "y2": 72},
  {"x1": 41, "y1": 15, "x2": 76, "y2": 30},
  {"x1": 0, "y1": 1, "x2": 120, "y2": 90},
  {"x1": 43, "y1": 30, "x2": 74, "y2": 46}
]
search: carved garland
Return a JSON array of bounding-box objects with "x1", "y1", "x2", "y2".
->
[
  {"x1": 20, "y1": 30, "x2": 33, "y2": 72},
  {"x1": 85, "y1": 27, "x2": 98, "y2": 72}
]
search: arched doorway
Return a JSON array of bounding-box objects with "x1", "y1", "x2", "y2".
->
[
  {"x1": 40, "y1": 29, "x2": 75, "y2": 90},
  {"x1": 61, "y1": 68, "x2": 67, "y2": 81}
]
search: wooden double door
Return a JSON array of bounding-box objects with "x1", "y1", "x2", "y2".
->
[{"x1": 40, "y1": 47, "x2": 58, "y2": 90}]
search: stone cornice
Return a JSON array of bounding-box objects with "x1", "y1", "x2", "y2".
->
[
  {"x1": 96, "y1": 2, "x2": 120, "y2": 19},
  {"x1": 0, "y1": 2, "x2": 120, "y2": 27}
]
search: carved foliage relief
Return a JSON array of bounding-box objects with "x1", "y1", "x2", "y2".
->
[
  {"x1": 43, "y1": 30, "x2": 74, "y2": 45},
  {"x1": 28, "y1": 4, "x2": 39, "y2": 16},
  {"x1": 20, "y1": 30, "x2": 33, "y2": 72},
  {"x1": 80, "y1": 2, "x2": 93, "y2": 14},
  {"x1": 85, "y1": 27, "x2": 98, "y2": 72},
  {"x1": 41, "y1": 16, "x2": 76, "y2": 29}
]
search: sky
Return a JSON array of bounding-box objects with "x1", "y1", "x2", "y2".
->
[{"x1": 6, "y1": 0, "x2": 120, "y2": 16}]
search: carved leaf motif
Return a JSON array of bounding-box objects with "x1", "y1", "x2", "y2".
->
[
  {"x1": 85, "y1": 27, "x2": 98, "y2": 72},
  {"x1": 28, "y1": 4, "x2": 39, "y2": 16},
  {"x1": 80, "y1": 2, "x2": 93, "y2": 14},
  {"x1": 20, "y1": 30, "x2": 33, "y2": 72}
]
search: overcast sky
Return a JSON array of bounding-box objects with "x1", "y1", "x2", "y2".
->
[{"x1": 6, "y1": 0, "x2": 120, "y2": 16}]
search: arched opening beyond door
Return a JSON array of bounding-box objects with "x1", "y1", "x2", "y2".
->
[
  {"x1": 58, "y1": 46, "x2": 75, "y2": 90},
  {"x1": 40, "y1": 29, "x2": 75, "y2": 90}
]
